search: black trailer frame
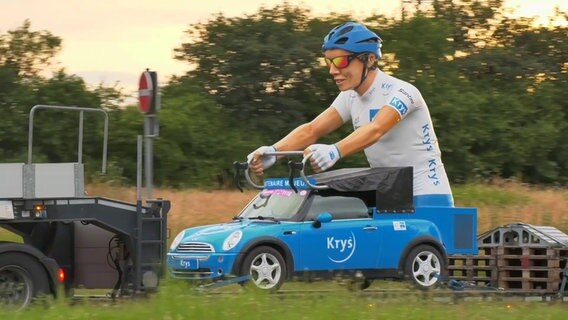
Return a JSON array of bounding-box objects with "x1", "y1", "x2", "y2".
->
[{"x1": 0, "y1": 105, "x2": 169, "y2": 310}]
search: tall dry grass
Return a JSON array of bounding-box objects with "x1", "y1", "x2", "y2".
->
[
  {"x1": 87, "y1": 184, "x2": 257, "y2": 235},
  {"x1": 465, "y1": 181, "x2": 568, "y2": 234},
  {"x1": 88, "y1": 182, "x2": 568, "y2": 237}
]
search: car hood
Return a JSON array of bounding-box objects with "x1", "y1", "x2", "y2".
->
[{"x1": 178, "y1": 220, "x2": 286, "y2": 250}]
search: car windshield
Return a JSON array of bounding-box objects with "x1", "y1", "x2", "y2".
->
[{"x1": 238, "y1": 189, "x2": 308, "y2": 220}]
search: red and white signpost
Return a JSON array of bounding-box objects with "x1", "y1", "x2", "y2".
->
[
  {"x1": 138, "y1": 69, "x2": 159, "y2": 199},
  {"x1": 138, "y1": 71, "x2": 154, "y2": 114}
]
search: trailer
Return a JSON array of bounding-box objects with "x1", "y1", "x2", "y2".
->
[{"x1": 0, "y1": 105, "x2": 169, "y2": 310}]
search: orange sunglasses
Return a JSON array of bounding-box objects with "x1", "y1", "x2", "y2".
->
[{"x1": 324, "y1": 54, "x2": 362, "y2": 69}]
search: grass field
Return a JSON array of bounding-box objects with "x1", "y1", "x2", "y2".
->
[
  {"x1": 1, "y1": 181, "x2": 568, "y2": 318},
  {"x1": 2, "y1": 280, "x2": 568, "y2": 319}
]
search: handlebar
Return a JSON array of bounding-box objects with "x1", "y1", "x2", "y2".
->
[{"x1": 233, "y1": 151, "x2": 329, "y2": 192}]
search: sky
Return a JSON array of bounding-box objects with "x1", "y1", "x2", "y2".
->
[{"x1": 1, "y1": 0, "x2": 567, "y2": 102}]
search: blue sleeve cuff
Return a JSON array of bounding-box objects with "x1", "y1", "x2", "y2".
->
[{"x1": 333, "y1": 144, "x2": 342, "y2": 159}]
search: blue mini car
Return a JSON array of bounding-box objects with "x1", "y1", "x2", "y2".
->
[{"x1": 167, "y1": 165, "x2": 477, "y2": 290}]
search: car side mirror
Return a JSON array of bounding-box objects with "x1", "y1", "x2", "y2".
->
[{"x1": 312, "y1": 212, "x2": 332, "y2": 228}]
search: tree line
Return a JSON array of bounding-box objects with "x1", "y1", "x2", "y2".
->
[{"x1": 1, "y1": 1, "x2": 567, "y2": 188}]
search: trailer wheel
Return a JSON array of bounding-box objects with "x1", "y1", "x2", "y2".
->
[
  {"x1": 404, "y1": 245, "x2": 445, "y2": 290},
  {"x1": 240, "y1": 246, "x2": 286, "y2": 291},
  {"x1": 0, "y1": 253, "x2": 50, "y2": 310}
]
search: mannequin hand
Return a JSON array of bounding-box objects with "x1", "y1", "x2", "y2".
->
[
  {"x1": 247, "y1": 146, "x2": 277, "y2": 175},
  {"x1": 306, "y1": 144, "x2": 341, "y2": 173}
]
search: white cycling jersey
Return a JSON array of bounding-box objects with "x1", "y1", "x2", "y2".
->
[{"x1": 332, "y1": 70, "x2": 452, "y2": 198}]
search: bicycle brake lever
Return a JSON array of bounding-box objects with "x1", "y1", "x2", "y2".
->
[
  {"x1": 233, "y1": 161, "x2": 248, "y2": 192},
  {"x1": 287, "y1": 160, "x2": 304, "y2": 193}
]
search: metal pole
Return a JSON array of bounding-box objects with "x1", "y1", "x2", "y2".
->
[
  {"x1": 137, "y1": 135, "x2": 143, "y2": 202},
  {"x1": 144, "y1": 117, "x2": 153, "y2": 199},
  {"x1": 135, "y1": 135, "x2": 143, "y2": 292},
  {"x1": 78, "y1": 111, "x2": 84, "y2": 164},
  {"x1": 102, "y1": 114, "x2": 108, "y2": 174}
]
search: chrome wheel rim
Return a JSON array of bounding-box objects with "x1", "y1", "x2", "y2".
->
[
  {"x1": 411, "y1": 250, "x2": 441, "y2": 287},
  {"x1": 249, "y1": 252, "x2": 282, "y2": 289}
]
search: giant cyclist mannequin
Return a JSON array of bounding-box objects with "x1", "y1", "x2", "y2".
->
[{"x1": 248, "y1": 22, "x2": 453, "y2": 207}]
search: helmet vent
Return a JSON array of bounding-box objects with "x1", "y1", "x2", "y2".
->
[
  {"x1": 357, "y1": 37, "x2": 379, "y2": 44},
  {"x1": 337, "y1": 26, "x2": 353, "y2": 36},
  {"x1": 335, "y1": 37, "x2": 349, "y2": 44}
]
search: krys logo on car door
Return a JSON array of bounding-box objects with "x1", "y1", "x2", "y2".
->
[{"x1": 326, "y1": 232, "x2": 356, "y2": 263}]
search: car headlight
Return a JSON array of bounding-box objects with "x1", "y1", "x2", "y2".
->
[
  {"x1": 170, "y1": 231, "x2": 185, "y2": 251},
  {"x1": 222, "y1": 230, "x2": 243, "y2": 251}
]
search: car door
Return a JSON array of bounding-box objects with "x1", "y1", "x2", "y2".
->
[{"x1": 296, "y1": 194, "x2": 382, "y2": 272}]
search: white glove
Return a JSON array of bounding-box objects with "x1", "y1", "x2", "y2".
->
[
  {"x1": 307, "y1": 144, "x2": 341, "y2": 171},
  {"x1": 247, "y1": 146, "x2": 277, "y2": 170}
]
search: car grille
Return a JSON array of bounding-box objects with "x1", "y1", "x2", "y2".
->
[
  {"x1": 177, "y1": 242, "x2": 215, "y2": 253},
  {"x1": 171, "y1": 269, "x2": 214, "y2": 280}
]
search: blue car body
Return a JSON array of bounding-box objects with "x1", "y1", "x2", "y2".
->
[{"x1": 167, "y1": 167, "x2": 477, "y2": 287}]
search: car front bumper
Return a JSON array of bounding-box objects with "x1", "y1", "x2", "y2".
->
[{"x1": 167, "y1": 252, "x2": 240, "y2": 280}]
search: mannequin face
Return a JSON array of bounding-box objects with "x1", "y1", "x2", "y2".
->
[{"x1": 324, "y1": 49, "x2": 376, "y2": 94}]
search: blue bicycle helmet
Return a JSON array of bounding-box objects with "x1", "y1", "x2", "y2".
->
[{"x1": 322, "y1": 22, "x2": 382, "y2": 59}]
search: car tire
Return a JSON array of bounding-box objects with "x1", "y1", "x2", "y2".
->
[
  {"x1": 404, "y1": 244, "x2": 445, "y2": 290},
  {"x1": 0, "y1": 252, "x2": 51, "y2": 310},
  {"x1": 240, "y1": 246, "x2": 286, "y2": 291}
]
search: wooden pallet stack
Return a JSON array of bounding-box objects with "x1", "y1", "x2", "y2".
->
[
  {"x1": 448, "y1": 246, "x2": 498, "y2": 287},
  {"x1": 448, "y1": 246, "x2": 568, "y2": 293},
  {"x1": 496, "y1": 246, "x2": 565, "y2": 292}
]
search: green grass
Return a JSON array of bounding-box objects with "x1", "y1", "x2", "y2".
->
[
  {"x1": 453, "y1": 183, "x2": 529, "y2": 207},
  {"x1": 2, "y1": 281, "x2": 568, "y2": 320},
  {"x1": 0, "y1": 229, "x2": 22, "y2": 242}
]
